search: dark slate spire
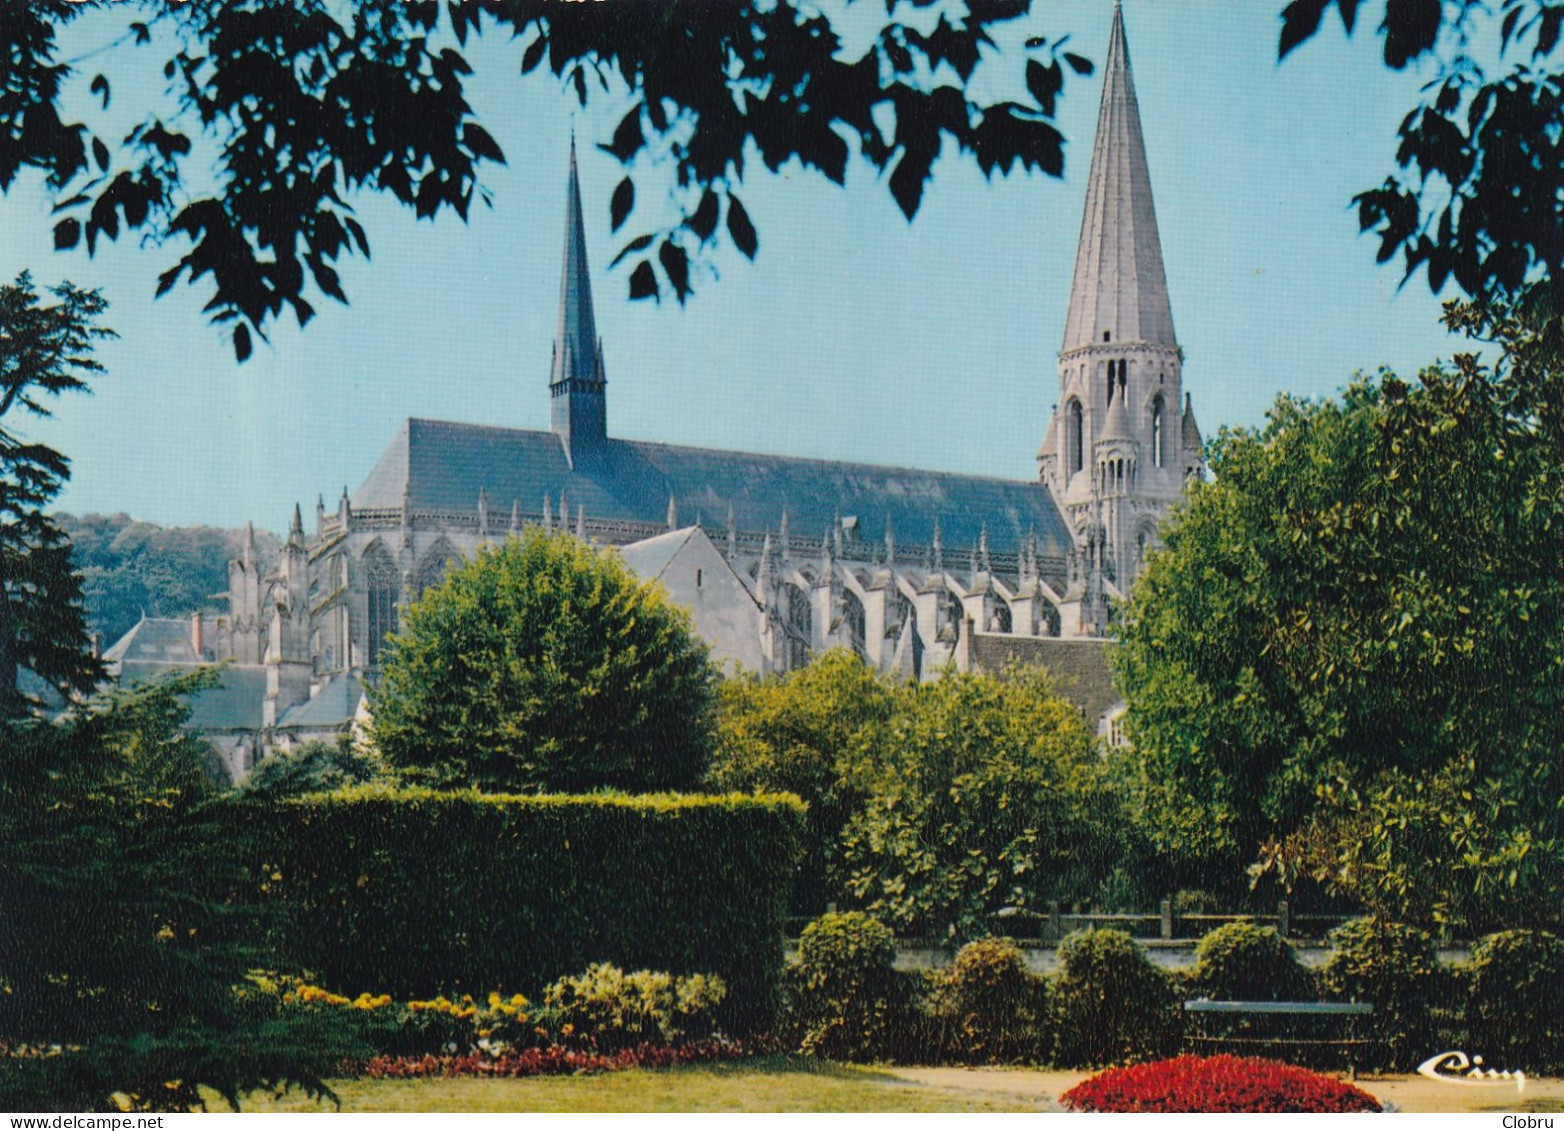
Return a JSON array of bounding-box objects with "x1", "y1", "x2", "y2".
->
[
  {"x1": 550, "y1": 136, "x2": 608, "y2": 459},
  {"x1": 1062, "y1": 3, "x2": 1176, "y2": 353}
]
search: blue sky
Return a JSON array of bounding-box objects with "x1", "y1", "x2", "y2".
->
[{"x1": 0, "y1": 0, "x2": 1461, "y2": 534}]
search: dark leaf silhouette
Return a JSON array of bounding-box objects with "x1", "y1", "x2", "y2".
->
[
  {"x1": 1282, "y1": 0, "x2": 1564, "y2": 306},
  {"x1": 628, "y1": 259, "x2": 658, "y2": 301},
  {"x1": 1382, "y1": 0, "x2": 1442, "y2": 68},
  {"x1": 610, "y1": 233, "x2": 655, "y2": 268},
  {"x1": 611, "y1": 177, "x2": 634, "y2": 233},
  {"x1": 10, "y1": 2, "x2": 1092, "y2": 354},
  {"x1": 727, "y1": 195, "x2": 758, "y2": 260},
  {"x1": 688, "y1": 191, "x2": 719, "y2": 242},
  {"x1": 659, "y1": 239, "x2": 691, "y2": 302}
]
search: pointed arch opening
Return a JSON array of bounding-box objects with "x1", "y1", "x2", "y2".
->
[
  {"x1": 362, "y1": 541, "x2": 399, "y2": 668},
  {"x1": 783, "y1": 582, "x2": 813, "y2": 671},
  {"x1": 1151, "y1": 394, "x2": 1166, "y2": 468},
  {"x1": 987, "y1": 595, "x2": 1012, "y2": 634},
  {"x1": 842, "y1": 588, "x2": 867, "y2": 660},
  {"x1": 1066, "y1": 399, "x2": 1084, "y2": 476},
  {"x1": 415, "y1": 537, "x2": 461, "y2": 597},
  {"x1": 1039, "y1": 601, "x2": 1062, "y2": 638}
]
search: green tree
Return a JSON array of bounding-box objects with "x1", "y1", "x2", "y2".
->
[
  {"x1": 0, "y1": 273, "x2": 110, "y2": 718},
  {"x1": 1280, "y1": 0, "x2": 1564, "y2": 306},
  {"x1": 10, "y1": 2, "x2": 1089, "y2": 356},
  {"x1": 0, "y1": 673, "x2": 353, "y2": 1111},
  {"x1": 371, "y1": 527, "x2": 715, "y2": 793},
  {"x1": 707, "y1": 650, "x2": 895, "y2": 914},
  {"x1": 1114, "y1": 304, "x2": 1564, "y2": 931},
  {"x1": 59, "y1": 512, "x2": 280, "y2": 648},
  {"x1": 240, "y1": 736, "x2": 391, "y2": 800},
  {"x1": 840, "y1": 666, "x2": 1119, "y2": 938}
]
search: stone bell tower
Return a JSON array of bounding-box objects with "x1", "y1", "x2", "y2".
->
[{"x1": 1037, "y1": 2, "x2": 1203, "y2": 599}]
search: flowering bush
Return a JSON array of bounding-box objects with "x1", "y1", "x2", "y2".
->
[
  {"x1": 357, "y1": 1037, "x2": 765, "y2": 1079},
  {"x1": 1061, "y1": 1055, "x2": 1381, "y2": 1113},
  {"x1": 267, "y1": 970, "x2": 728, "y2": 1059},
  {"x1": 539, "y1": 965, "x2": 726, "y2": 1051}
]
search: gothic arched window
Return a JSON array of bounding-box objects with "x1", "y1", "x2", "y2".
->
[
  {"x1": 1151, "y1": 395, "x2": 1165, "y2": 468},
  {"x1": 842, "y1": 589, "x2": 867, "y2": 660},
  {"x1": 415, "y1": 537, "x2": 460, "y2": 597},
  {"x1": 363, "y1": 542, "x2": 399, "y2": 667},
  {"x1": 1040, "y1": 602, "x2": 1062, "y2": 638},
  {"x1": 887, "y1": 590, "x2": 915, "y2": 640},
  {"x1": 1067, "y1": 399, "x2": 1084, "y2": 475},
  {"x1": 784, "y1": 583, "x2": 813, "y2": 671}
]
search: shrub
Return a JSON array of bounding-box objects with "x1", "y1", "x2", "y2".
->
[
  {"x1": 238, "y1": 788, "x2": 802, "y2": 1034},
  {"x1": 1172, "y1": 889, "x2": 1221, "y2": 916},
  {"x1": 241, "y1": 737, "x2": 391, "y2": 798},
  {"x1": 1318, "y1": 917, "x2": 1438, "y2": 1071},
  {"x1": 540, "y1": 964, "x2": 726, "y2": 1050},
  {"x1": 1190, "y1": 921, "x2": 1315, "y2": 1001},
  {"x1": 1464, "y1": 929, "x2": 1564, "y2": 1075},
  {"x1": 1061, "y1": 1055, "x2": 1381, "y2": 1112},
  {"x1": 926, "y1": 938, "x2": 1049, "y2": 1064},
  {"x1": 1050, "y1": 928, "x2": 1182, "y2": 1067},
  {"x1": 786, "y1": 912, "x2": 912, "y2": 1062},
  {"x1": 271, "y1": 972, "x2": 726, "y2": 1057}
]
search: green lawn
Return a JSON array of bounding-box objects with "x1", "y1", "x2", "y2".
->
[{"x1": 218, "y1": 1057, "x2": 1048, "y2": 1113}]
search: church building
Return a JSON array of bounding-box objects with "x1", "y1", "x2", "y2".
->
[{"x1": 106, "y1": 5, "x2": 1203, "y2": 778}]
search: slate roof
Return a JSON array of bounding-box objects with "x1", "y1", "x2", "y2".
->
[
  {"x1": 114, "y1": 660, "x2": 269, "y2": 732},
  {"x1": 968, "y1": 634, "x2": 1119, "y2": 726},
  {"x1": 103, "y1": 616, "x2": 206, "y2": 665},
  {"x1": 275, "y1": 671, "x2": 365, "y2": 730},
  {"x1": 354, "y1": 419, "x2": 1075, "y2": 559},
  {"x1": 616, "y1": 526, "x2": 697, "y2": 582}
]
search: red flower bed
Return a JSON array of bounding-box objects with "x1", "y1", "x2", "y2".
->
[
  {"x1": 1061, "y1": 1055, "x2": 1381, "y2": 1113},
  {"x1": 355, "y1": 1038, "x2": 762, "y2": 1080}
]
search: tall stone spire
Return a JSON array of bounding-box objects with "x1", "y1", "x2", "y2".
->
[
  {"x1": 1061, "y1": 2, "x2": 1175, "y2": 353},
  {"x1": 550, "y1": 135, "x2": 608, "y2": 460},
  {"x1": 1038, "y1": 2, "x2": 1199, "y2": 613}
]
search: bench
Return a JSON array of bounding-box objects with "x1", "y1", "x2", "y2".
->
[{"x1": 1184, "y1": 1000, "x2": 1375, "y2": 1077}]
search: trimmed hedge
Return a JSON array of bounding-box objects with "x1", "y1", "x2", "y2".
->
[
  {"x1": 785, "y1": 911, "x2": 913, "y2": 1062},
  {"x1": 926, "y1": 937, "x2": 1050, "y2": 1065},
  {"x1": 1464, "y1": 929, "x2": 1564, "y2": 1076},
  {"x1": 1051, "y1": 928, "x2": 1183, "y2": 1067},
  {"x1": 232, "y1": 787, "x2": 803, "y2": 1034},
  {"x1": 1319, "y1": 918, "x2": 1440, "y2": 1071},
  {"x1": 1190, "y1": 921, "x2": 1316, "y2": 1002}
]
